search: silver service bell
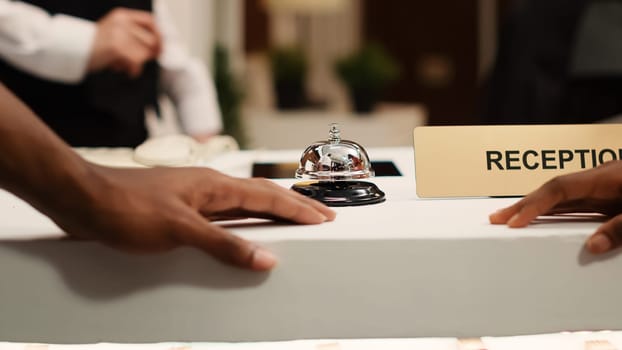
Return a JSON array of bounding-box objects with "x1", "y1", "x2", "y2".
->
[{"x1": 292, "y1": 123, "x2": 386, "y2": 207}]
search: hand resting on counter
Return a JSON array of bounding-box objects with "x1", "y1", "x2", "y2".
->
[{"x1": 490, "y1": 161, "x2": 622, "y2": 254}]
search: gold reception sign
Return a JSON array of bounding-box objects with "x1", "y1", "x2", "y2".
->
[{"x1": 413, "y1": 124, "x2": 622, "y2": 198}]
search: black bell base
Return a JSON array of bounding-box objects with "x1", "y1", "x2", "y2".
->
[{"x1": 291, "y1": 180, "x2": 386, "y2": 207}]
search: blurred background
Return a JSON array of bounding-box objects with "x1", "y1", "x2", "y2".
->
[{"x1": 167, "y1": 0, "x2": 611, "y2": 149}]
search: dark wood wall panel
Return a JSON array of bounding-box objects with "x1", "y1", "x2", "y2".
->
[
  {"x1": 363, "y1": 0, "x2": 480, "y2": 125},
  {"x1": 244, "y1": 0, "x2": 269, "y2": 53}
]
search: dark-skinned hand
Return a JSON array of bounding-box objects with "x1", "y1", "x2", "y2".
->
[{"x1": 490, "y1": 161, "x2": 622, "y2": 254}]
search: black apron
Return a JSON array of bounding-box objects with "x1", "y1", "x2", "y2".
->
[{"x1": 0, "y1": 0, "x2": 158, "y2": 147}]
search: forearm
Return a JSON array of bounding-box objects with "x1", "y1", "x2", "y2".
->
[
  {"x1": 0, "y1": 84, "x2": 98, "y2": 213},
  {"x1": 0, "y1": 87, "x2": 330, "y2": 270}
]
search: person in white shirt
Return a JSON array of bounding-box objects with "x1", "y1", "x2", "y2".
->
[{"x1": 0, "y1": 0, "x2": 222, "y2": 147}]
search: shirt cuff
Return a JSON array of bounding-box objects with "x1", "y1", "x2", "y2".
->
[
  {"x1": 177, "y1": 94, "x2": 224, "y2": 136},
  {"x1": 161, "y1": 60, "x2": 224, "y2": 136}
]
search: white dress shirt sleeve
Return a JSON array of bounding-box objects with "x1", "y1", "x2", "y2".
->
[
  {"x1": 155, "y1": 0, "x2": 223, "y2": 136},
  {"x1": 0, "y1": 0, "x2": 96, "y2": 83}
]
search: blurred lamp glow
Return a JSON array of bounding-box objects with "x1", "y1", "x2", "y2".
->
[{"x1": 264, "y1": 0, "x2": 347, "y2": 14}]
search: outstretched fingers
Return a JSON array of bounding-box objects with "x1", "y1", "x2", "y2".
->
[
  {"x1": 586, "y1": 214, "x2": 622, "y2": 254},
  {"x1": 177, "y1": 213, "x2": 277, "y2": 271},
  {"x1": 489, "y1": 173, "x2": 594, "y2": 227},
  {"x1": 489, "y1": 161, "x2": 622, "y2": 228},
  {"x1": 209, "y1": 178, "x2": 336, "y2": 225}
]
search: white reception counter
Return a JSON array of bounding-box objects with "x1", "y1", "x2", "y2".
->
[{"x1": 0, "y1": 147, "x2": 619, "y2": 343}]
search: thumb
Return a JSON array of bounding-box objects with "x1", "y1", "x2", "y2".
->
[
  {"x1": 179, "y1": 217, "x2": 278, "y2": 271},
  {"x1": 586, "y1": 214, "x2": 622, "y2": 254}
]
